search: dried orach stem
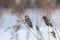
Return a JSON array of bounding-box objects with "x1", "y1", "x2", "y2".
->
[{"x1": 51, "y1": 31, "x2": 56, "y2": 38}]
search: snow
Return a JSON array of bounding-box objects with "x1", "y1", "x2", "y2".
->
[{"x1": 0, "y1": 8, "x2": 60, "y2": 40}]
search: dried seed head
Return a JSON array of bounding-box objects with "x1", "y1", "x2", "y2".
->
[
  {"x1": 51, "y1": 31, "x2": 56, "y2": 38},
  {"x1": 36, "y1": 25, "x2": 40, "y2": 31},
  {"x1": 25, "y1": 15, "x2": 33, "y2": 28},
  {"x1": 25, "y1": 15, "x2": 29, "y2": 19},
  {"x1": 43, "y1": 16, "x2": 53, "y2": 27}
]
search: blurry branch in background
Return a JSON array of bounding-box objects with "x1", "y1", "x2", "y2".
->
[
  {"x1": 26, "y1": 29, "x2": 30, "y2": 40},
  {"x1": 0, "y1": 0, "x2": 15, "y2": 8},
  {"x1": 24, "y1": 15, "x2": 36, "y2": 40},
  {"x1": 0, "y1": 0, "x2": 29, "y2": 19},
  {"x1": 10, "y1": 25, "x2": 21, "y2": 40},
  {"x1": 38, "y1": 0, "x2": 51, "y2": 16}
]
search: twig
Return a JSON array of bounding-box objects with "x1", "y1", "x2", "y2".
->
[{"x1": 36, "y1": 25, "x2": 44, "y2": 40}]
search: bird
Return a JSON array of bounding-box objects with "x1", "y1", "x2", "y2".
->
[{"x1": 25, "y1": 15, "x2": 33, "y2": 28}]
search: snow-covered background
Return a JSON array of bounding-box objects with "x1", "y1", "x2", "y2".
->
[{"x1": 0, "y1": 8, "x2": 60, "y2": 40}]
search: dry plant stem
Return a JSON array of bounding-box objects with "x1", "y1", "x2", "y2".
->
[
  {"x1": 48, "y1": 21, "x2": 60, "y2": 40},
  {"x1": 10, "y1": 25, "x2": 20, "y2": 40},
  {"x1": 50, "y1": 17, "x2": 60, "y2": 40},
  {"x1": 11, "y1": 31, "x2": 14, "y2": 40},
  {"x1": 52, "y1": 27, "x2": 60, "y2": 40},
  {"x1": 27, "y1": 25, "x2": 42, "y2": 40},
  {"x1": 15, "y1": 34, "x2": 19, "y2": 40},
  {"x1": 14, "y1": 25, "x2": 21, "y2": 40},
  {"x1": 24, "y1": 15, "x2": 40, "y2": 40},
  {"x1": 25, "y1": 23, "x2": 39, "y2": 40},
  {"x1": 26, "y1": 30, "x2": 30, "y2": 40},
  {"x1": 49, "y1": 18, "x2": 60, "y2": 40},
  {"x1": 27, "y1": 26, "x2": 38, "y2": 40},
  {"x1": 48, "y1": 26, "x2": 50, "y2": 40},
  {"x1": 55, "y1": 29, "x2": 60, "y2": 40},
  {"x1": 36, "y1": 25, "x2": 43, "y2": 40},
  {"x1": 19, "y1": 17, "x2": 38, "y2": 40},
  {"x1": 51, "y1": 31, "x2": 56, "y2": 38}
]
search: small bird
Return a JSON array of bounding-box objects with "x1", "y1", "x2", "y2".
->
[
  {"x1": 25, "y1": 15, "x2": 33, "y2": 28},
  {"x1": 43, "y1": 16, "x2": 53, "y2": 27}
]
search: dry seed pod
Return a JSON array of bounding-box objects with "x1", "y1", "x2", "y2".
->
[
  {"x1": 43, "y1": 16, "x2": 53, "y2": 27},
  {"x1": 51, "y1": 31, "x2": 56, "y2": 38},
  {"x1": 25, "y1": 15, "x2": 33, "y2": 28}
]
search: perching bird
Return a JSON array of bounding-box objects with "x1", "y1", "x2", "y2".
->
[
  {"x1": 25, "y1": 15, "x2": 33, "y2": 28},
  {"x1": 43, "y1": 16, "x2": 53, "y2": 27}
]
